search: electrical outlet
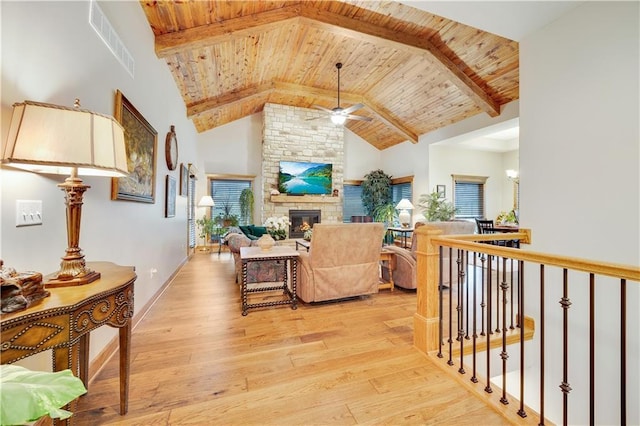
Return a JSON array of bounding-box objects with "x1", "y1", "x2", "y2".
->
[{"x1": 16, "y1": 200, "x2": 43, "y2": 227}]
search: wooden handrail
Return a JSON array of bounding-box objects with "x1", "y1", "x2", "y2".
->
[{"x1": 429, "y1": 231, "x2": 640, "y2": 282}]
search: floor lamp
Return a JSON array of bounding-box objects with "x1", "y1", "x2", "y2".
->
[{"x1": 1, "y1": 99, "x2": 128, "y2": 287}]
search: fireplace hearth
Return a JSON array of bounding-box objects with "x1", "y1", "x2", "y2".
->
[{"x1": 289, "y1": 210, "x2": 321, "y2": 239}]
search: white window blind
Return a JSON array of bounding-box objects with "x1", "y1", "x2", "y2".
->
[{"x1": 453, "y1": 175, "x2": 487, "y2": 219}]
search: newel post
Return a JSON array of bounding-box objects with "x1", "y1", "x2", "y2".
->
[{"x1": 413, "y1": 225, "x2": 443, "y2": 354}]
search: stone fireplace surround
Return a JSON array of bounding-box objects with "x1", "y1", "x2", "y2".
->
[{"x1": 261, "y1": 103, "x2": 344, "y2": 229}]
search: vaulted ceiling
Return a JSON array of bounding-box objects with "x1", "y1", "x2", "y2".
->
[{"x1": 140, "y1": 1, "x2": 519, "y2": 150}]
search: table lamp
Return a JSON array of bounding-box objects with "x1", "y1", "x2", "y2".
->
[
  {"x1": 395, "y1": 199, "x2": 414, "y2": 228},
  {"x1": 2, "y1": 99, "x2": 128, "y2": 287}
]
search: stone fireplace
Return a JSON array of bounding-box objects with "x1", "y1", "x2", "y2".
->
[
  {"x1": 261, "y1": 103, "x2": 344, "y2": 225},
  {"x1": 289, "y1": 209, "x2": 321, "y2": 238}
]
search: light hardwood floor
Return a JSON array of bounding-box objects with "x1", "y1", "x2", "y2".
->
[{"x1": 74, "y1": 251, "x2": 511, "y2": 425}]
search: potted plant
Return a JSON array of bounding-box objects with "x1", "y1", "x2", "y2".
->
[
  {"x1": 361, "y1": 169, "x2": 392, "y2": 217},
  {"x1": 196, "y1": 215, "x2": 216, "y2": 251},
  {"x1": 239, "y1": 188, "x2": 254, "y2": 225},
  {"x1": 373, "y1": 202, "x2": 398, "y2": 244},
  {"x1": 417, "y1": 191, "x2": 457, "y2": 221},
  {"x1": 216, "y1": 194, "x2": 239, "y2": 227}
]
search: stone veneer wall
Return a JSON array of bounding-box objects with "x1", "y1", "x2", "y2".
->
[{"x1": 262, "y1": 103, "x2": 344, "y2": 223}]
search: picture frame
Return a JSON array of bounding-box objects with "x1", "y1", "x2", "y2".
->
[
  {"x1": 111, "y1": 90, "x2": 158, "y2": 203},
  {"x1": 165, "y1": 175, "x2": 176, "y2": 218},
  {"x1": 436, "y1": 185, "x2": 446, "y2": 198},
  {"x1": 179, "y1": 163, "x2": 188, "y2": 196}
]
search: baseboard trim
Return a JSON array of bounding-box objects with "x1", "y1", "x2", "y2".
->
[{"x1": 86, "y1": 256, "x2": 189, "y2": 383}]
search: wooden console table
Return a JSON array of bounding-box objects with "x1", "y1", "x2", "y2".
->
[{"x1": 0, "y1": 262, "x2": 135, "y2": 421}]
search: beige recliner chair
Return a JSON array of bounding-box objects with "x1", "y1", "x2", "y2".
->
[
  {"x1": 297, "y1": 222, "x2": 385, "y2": 303},
  {"x1": 383, "y1": 221, "x2": 476, "y2": 289}
]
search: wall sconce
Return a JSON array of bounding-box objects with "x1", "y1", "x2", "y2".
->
[
  {"x1": 395, "y1": 198, "x2": 414, "y2": 228},
  {"x1": 506, "y1": 169, "x2": 520, "y2": 183},
  {"x1": 2, "y1": 99, "x2": 128, "y2": 287}
]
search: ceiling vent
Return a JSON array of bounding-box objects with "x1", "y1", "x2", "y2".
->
[{"x1": 89, "y1": 0, "x2": 134, "y2": 78}]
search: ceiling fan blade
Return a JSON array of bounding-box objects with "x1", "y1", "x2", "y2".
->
[
  {"x1": 312, "y1": 104, "x2": 334, "y2": 114},
  {"x1": 345, "y1": 114, "x2": 372, "y2": 122},
  {"x1": 341, "y1": 103, "x2": 365, "y2": 114}
]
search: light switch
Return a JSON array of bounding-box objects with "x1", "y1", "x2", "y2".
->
[{"x1": 16, "y1": 200, "x2": 43, "y2": 227}]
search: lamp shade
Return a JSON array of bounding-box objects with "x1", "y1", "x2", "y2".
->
[
  {"x1": 198, "y1": 195, "x2": 215, "y2": 207},
  {"x1": 2, "y1": 100, "x2": 128, "y2": 177},
  {"x1": 395, "y1": 199, "x2": 414, "y2": 210}
]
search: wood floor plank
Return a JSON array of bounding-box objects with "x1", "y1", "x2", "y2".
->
[{"x1": 73, "y1": 252, "x2": 518, "y2": 425}]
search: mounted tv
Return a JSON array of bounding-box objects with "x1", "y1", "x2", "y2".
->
[{"x1": 278, "y1": 161, "x2": 333, "y2": 195}]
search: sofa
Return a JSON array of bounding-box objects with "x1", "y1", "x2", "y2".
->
[
  {"x1": 226, "y1": 232, "x2": 285, "y2": 284},
  {"x1": 237, "y1": 224, "x2": 269, "y2": 240},
  {"x1": 297, "y1": 222, "x2": 385, "y2": 303},
  {"x1": 382, "y1": 220, "x2": 476, "y2": 289}
]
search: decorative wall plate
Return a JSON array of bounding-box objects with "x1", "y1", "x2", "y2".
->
[{"x1": 165, "y1": 125, "x2": 178, "y2": 171}]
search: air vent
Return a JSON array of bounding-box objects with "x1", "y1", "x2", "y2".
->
[{"x1": 89, "y1": 0, "x2": 135, "y2": 78}]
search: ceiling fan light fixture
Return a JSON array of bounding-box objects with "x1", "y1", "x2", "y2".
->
[{"x1": 331, "y1": 114, "x2": 346, "y2": 125}]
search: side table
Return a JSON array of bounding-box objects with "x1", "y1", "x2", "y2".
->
[
  {"x1": 387, "y1": 226, "x2": 414, "y2": 249},
  {"x1": 379, "y1": 249, "x2": 396, "y2": 291},
  {"x1": 0, "y1": 262, "x2": 135, "y2": 422},
  {"x1": 240, "y1": 246, "x2": 299, "y2": 316}
]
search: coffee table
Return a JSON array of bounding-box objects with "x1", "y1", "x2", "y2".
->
[{"x1": 240, "y1": 246, "x2": 299, "y2": 316}]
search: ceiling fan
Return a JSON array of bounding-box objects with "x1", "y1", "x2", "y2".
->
[{"x1": 312, "y1": 62, "x2": 372, "y2": 125}]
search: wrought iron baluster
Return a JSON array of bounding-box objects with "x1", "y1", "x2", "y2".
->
[
  {"x1": 448, "y1": 247, "x2": 454, "y2": 366},
  {"x1": 485, "y1": 254, "x2": 493, "y2": 394},
  {"x1": 510, "y1": 258, "x2": 515, "y2": 330},
  {"x1": 560, "y1": 268, "x2": 572, "y2": 426},
  {"x1": 438, "y1": 246, "x2": 444, "y2": 359},
  {"x1": 480, "y1": 253, "x2": 487, "y2": 336},
  {"x1": 620, "y1": 278, "x2": 627, "y2": 426},
  {"x1": 517, "y1": 261, "x2": 527, "y2": 418},
  {"x1": 539, "y1": 265, "x2": 545, "y2": 426},
  {"x1": 589, "y1": 273, "x2": 595, "y2": 426},
  {"x1": 458, "y1": 249, "x2": 465, "y2": 374},
  {"x1": 496, "y1": 255, "x2": 501, "y2": 333},
  {"x1": 500, "y1": 256, "x2": 509, "y2": 405},
  {"x1": 471, "y1": 251, "x2": 479, "y2": 384}
]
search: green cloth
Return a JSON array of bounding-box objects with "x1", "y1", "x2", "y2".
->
[
  {"x1": 248, "y1": 225, "x2": 268, "y2": 237},
  {"x1": 0, "y1": 365, "x2": 87, "y2": 425}
]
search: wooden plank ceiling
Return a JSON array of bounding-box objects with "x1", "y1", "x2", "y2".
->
[{"x1": 140, "y1": 0, "x2": 519, "y2": 150}]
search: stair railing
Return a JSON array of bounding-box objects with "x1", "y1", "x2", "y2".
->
[{"x1": 413, "y1": 225, "x2": 639, "y2": 425}]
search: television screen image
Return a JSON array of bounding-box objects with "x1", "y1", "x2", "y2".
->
[{"x1": 278, "y1": 161, "x2": 333, "y2": 195}]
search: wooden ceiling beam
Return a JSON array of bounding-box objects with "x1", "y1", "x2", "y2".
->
[
  {"x1": 155, "y1": 5, "x2": 301, "y2": 57},
  {"x1": 362, "y1": 99, "x2": 419, "y2": 144},
  {"x1": 187, "y1": 82, "x2": 275, "y2": 117},
  {"x1": 187, "y1": 81, "x2": 417, "y2": 143},
  {"x1": 297, "y1": 6, "x2": 501, "y2": 118}
]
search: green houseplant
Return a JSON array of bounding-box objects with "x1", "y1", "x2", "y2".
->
[
  {"x1": 361, "y1": 169, "x2": 392, "y2": 217},
  {"x1": 239, "y1": 188, "x2": 254, "y2": 225},
  {"x1": 196, "y1": 215, "x2": 216, "y2": 250},
  {"x1": 417, "y1": 191, "x2": 457, "y2": 221}
]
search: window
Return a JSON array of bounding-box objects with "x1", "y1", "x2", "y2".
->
[
  {"x1": 452, "y1": 175, "x2": 487, "y2": 219},
  {"x1": 208, "y1": 177, "x2": 252, "y2": 224},
  {"x1": 391, "y1": 180, "x2": 412, "y2": 205},
  {"x1": 342, "y1": 176, "x2": 413, "y2": 222},
  {"x1": 343, "y1": 183, "x2": 366, "y2": 222}
]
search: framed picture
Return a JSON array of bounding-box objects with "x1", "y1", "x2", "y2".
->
[
  {"x1": 436, "y1": 185, "x2": 446, "y2": 198},
  {"x1": 111, "y1": 90, "x2": 157, "y2": 203},
  {"x1": 179, "y1": 163, "x2": 188, "y2": 196},
  {"x1": 165, "y1": 175, "x2": 176, "y2": 218}
]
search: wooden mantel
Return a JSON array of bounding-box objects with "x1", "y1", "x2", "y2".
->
[{"x1": 270, "y1": 194, "x2": 340, "y2": 203}]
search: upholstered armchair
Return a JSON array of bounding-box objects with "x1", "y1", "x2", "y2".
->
[
  {"x1": 297, "y1": 223, "x2": 385, "y2": 303},
  {"x1": 382, "y1": 221, "x2": 476, "y2": 289}
]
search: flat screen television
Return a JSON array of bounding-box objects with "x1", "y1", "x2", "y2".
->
[{"x1": 278, "y1": 161, "x2": 333, "y2": 195}]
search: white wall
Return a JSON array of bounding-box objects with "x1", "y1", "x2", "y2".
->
[
  {"x1": 1, "y1": 1, "x2": 198, "y2": 369},
  {"x1": 520, "y1": 2, "x2": 639, "y2": 424}
]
